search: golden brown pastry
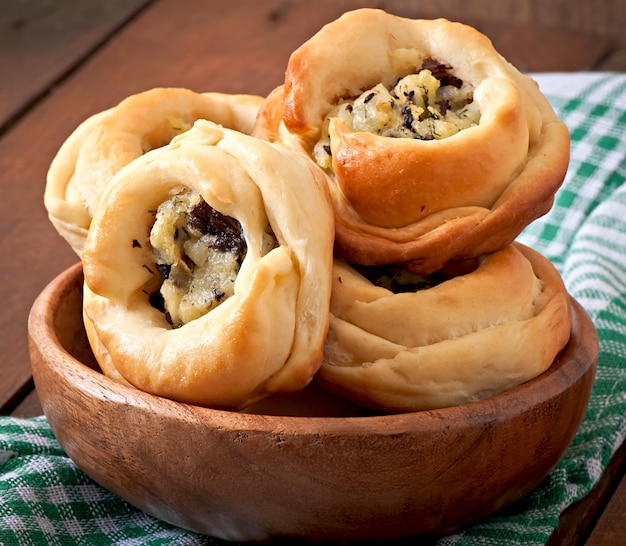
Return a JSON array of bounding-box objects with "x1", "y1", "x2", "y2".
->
[
  {"x1": 45, "y1": 88, "x2": 263, "y2": 256},
  {"x1": 81, "y1": 120, "x2": 334, "y2": 410},
  {"x1": 254, "y1": 9, "x2": 570, "y2": 273},
  {"x1": 317, "y1": 243, "x2": 572, "y2": 412}
]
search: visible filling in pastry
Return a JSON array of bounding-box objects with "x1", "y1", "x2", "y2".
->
[
  {"x1": 353, "y1": 263, "x2": 444, "y2": 293},
  {"x1": 354, "y1": 257, "x2": 480, "y2": 293},
  {"x1": 313, "y1": 58, "x2": 481, "y2": 169},
  {"x1": 147, "y1": 190, "x2": 274, "y2": 327}
]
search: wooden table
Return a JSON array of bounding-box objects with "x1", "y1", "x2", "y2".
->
[{"x1": 1, "y1": 1, "x2": 625, "y2": 543}]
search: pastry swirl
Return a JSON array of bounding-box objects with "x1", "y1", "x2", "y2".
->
[
  {"x1": 318, "y1": 243, "x2": 572, "y2": 412},
  {"x1": 254, "y1": 9, "x2": 570, "y2": 273},
  {"x1": 45, "y1": 88, "x2": 263, "y2": 256},
  {"x1": 81, "y1": 120, "x2": 334, "y2": 410}
]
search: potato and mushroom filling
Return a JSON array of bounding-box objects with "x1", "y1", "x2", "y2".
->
[
  {"x1": 352, "y1": 264, "x2": 442, "y2": 293},
  {"x1": 313, "y1": 58, "x2": 481, "y2": 169},
  {"x1": 148, "y1": 190, "x2": 275, "y2": 327},
  {"x1": 353, "y1": 257, "x2": 480, "y2": 294}
]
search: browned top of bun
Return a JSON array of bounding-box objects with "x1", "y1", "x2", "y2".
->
[{"x1": 254, "y1": 9, "x2": 570, "y2": 273}]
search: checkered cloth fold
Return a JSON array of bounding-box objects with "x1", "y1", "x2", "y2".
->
[{"x1": 2, "y1": 72, "x2": 626, "y2": 545}]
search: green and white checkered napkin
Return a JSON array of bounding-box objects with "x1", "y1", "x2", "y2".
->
[{"x1": 2, "y1": 72, "x2": 626, "y2": 546}]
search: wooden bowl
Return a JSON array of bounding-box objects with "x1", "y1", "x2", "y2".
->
[{"x1": 28, "y1": 262, "x2": 598, "y2": 543}]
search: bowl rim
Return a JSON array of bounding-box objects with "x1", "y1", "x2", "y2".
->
[{"x1": 29, "y1": 261, "x2": 599, "y2": 435}]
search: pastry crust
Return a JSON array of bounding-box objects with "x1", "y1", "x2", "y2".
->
[
  {"x1": 254, "y1": 9, "x2": 570, "y2": 273},
  {"x1": 81, "y1": 120, "x2": 334, "y2": 410},
  {"x1": 45, "y1": 88, "x2": 264, "y2": 256},
  {"x1": 317, "y1": 243, "x2": 572, "y2": 412}
]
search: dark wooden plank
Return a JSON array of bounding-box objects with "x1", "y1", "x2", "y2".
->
[
  {"x1": 599, "y1": 49, "x2": 626, "y2": 72},
  {"x1": 587, "y1": 482, "x2": 626, "y2": 545},
  {"x1": 10, "y1": 387, "x2": 43, "y2": 419},
  {"x1": 483, "y1": 22, "x2": 612, "y2": 72},
  {"x1": 544, "y1": 439, "x2": 626, "y2": 545},
  {"x1": 0, "y1": 0, "x2": 152, "y2": 132},
  {"x1": 358, "y1": 3, "x2": 612, "y2": 73},
  {"x1": 0, "y1": 215, "x2": 78, "y2": 415},
  {"x1": 584, "y1": 442, "x2": 626, "y2": 545}
]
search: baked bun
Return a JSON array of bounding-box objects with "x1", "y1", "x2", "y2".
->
[
  {"x1": 45, "y1": 88, "x2": 263, "y2": 256},
  {"x1": 81, "y1": 120, "x2": 334, "y2": 410},
  {"x1": 254, "y1": 9, "x2": 570, "y2": 273},
  {"x1": 317, "y1": 243, "x2": 572, "y2": 412}
]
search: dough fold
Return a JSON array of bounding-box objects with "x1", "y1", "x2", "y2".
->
[
  {"x1": 318, "y1": 243, "x2": 572, "y2": 412},
  {"x1": 81, "y1": 120, "x2": 334, "y2": 410},
  {"x1": 45, "y1": 88, "x2": 263, "y2": 255}
]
